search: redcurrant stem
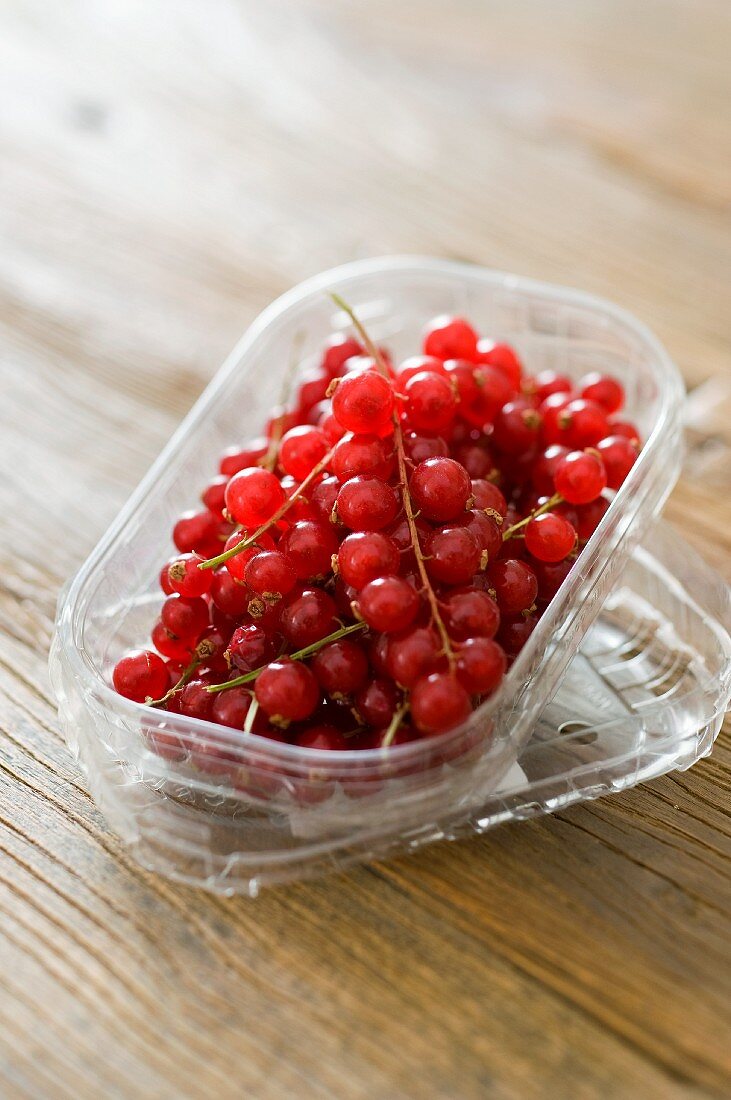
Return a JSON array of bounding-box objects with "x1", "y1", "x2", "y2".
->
[
  {"x1": 243, "y1": 696, "x2": 259, "y2": 734},
  {"x1": 260, "y1": 330, "x2": 305, "y2": 472},
  {"x1": 205, "y1": 620, "x2": 368, "y2": 694},
  {"x1": 198, "y1": 440, "x2": 340, "y2": 571},
  {"x1": 147, "y1": 656, "x2": 201, "y2": 708},
  {"x1": 330, "y1": 293, "x2": 457, "y2": 670},
  {"x1": 502, "y1": 493, "x2": 563, "y2": 541},
  {"x1": 381, "y1": 700, "x2": 410, "y2": 748}
]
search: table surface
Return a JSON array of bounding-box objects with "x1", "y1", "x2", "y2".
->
[{"x1": 1, "y1": 2, "x2": 730, "y2": 1097}]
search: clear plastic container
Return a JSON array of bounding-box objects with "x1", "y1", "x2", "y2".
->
[{"x1": 52, "y1": 256, "x2": 721, "y2": 896}]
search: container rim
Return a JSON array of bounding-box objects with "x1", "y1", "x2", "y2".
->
[{"x1": 55, "y1": 255, "x2": 685, "y2": 767}]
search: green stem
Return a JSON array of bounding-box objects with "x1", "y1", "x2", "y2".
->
[
  {"x1": 206, "y1": 620, "x2": 368, "y2": 694},
  {"x1": 381, "y1": 701, "x2": 410, "y2": 747},
  {"x1": 502, "y1": 492, "x2": 563, "y2": 541},
  {"x1": 146, "y1": 656, "x2": 200, "y2": 708}
]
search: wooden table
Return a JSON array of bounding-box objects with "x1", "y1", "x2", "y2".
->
[{"x1": 1, "y1": 2, "x2": 730, "y2": 1096}]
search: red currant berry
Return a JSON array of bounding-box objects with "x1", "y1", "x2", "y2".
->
[
  {"x1": 410, "y1": 672, "x2": 472, "y2": 735},
  {"x1": 280, "y1": 588, "x2": 338, "y2": 648},
  {"x1": 279, "y1": 519, "x2": 340, "y2": 580},
  {"x1": 554, "y1": 450, "x2": 607, "y2": 504},
  {"x1": 211, "y1": 686, "x2": 257, "y2": 730},
  {"x1": 396, "y1": 355, "x2": 446, "y2": 385},
  {"x1": 443, "y1": 588, "x2": 500, "y2": 641},
  {"x1": 470, "y1": 479, "x2": 508, "y2": 518},
  {"x1": 608, "y1": 419, "x2": 640, "y2": 443},
  {"x1": 219, "y1": 438, "x2": 268, "y2": 476},
  {"x1": 178, "y1": 679, "x2": 213, "y2": 722},
  {"x1": 580, "y1": 372, "x2": 624, "y2": 414},
  {"x1": 497, "y1": 613, "x2": 538, "y2": 657},
  {"x1": 531, "y1": 445, "x2": 570, "y2": 496},
  {"x1": 409, "y1": 457, "x2": 471, "y2": 523},
  {"x1": 311, "y1": 639, "x2": 369, "y2": 697},
  {"x1": 425, "y1": 525, "x2": 481, "y2": 585},
  {"x1": 540, "y1": 391, "x2": 574, "y2": 444},
  {"x1": 295, "y1": 724, "x2": 349, "y2": 752},
  {"x1": 330, "y1": 433, "x2": 394, "y2": 481},
  {"x1": 172, "y1": 510, "x2": 224, "y2": 556},
  {"x1": 357, "y1": 576, "x2": 420, "y2": 634},
  {"x1": 226, "y1": 623, "x2": 275, "y2": 672},
  {"x1": 151, "y1": 620, "x2": 194, "y2": 662},
  {"x1": 159, "y1": 559, "x2": 176, "y2": 595},
  {"x1": 533, "y1": 558, "x2": 573, "y2": 601},
  {"x1": 336, "y1": 476, "x2": 399, "y2": 532},
  {"x1": 403, "y1": 431, "x2": 450, "y2": 464},
  {"x1": 225, "y1": 467, "x2": 284, "y2": 528},
  {"x1": 255, "y1": 659, "x2": 320, "y2": 724},
  {"x1": 455, "y1": 637, "x2": 506, "y2": 694},
  {"x1": 321, "y1": 334, "x2": 363, "y2": 378},
  {"x1": 201, "y1": 475, "x2": 228, "y2": 516},
  {"x1": 353, "y1": 678, "x2": 399, "y2": 727},
  {"x1": 337, "y1": 531, "x2": 400, "y2": 589},
  {"x1": 331, "y1": 369, "x2": 394, "y2": 434},
  {"x1": 463, "y1": 366, "x2": 514, "y2": 427},
  {"x1": 403, "y1": 371, "x2": 457, "y2": 434},
  {"x1": 485, "y1": 559, "x2": 538, "y2": 614},
  {"x1": 160, "y1": 595, "x2": 210, "y2": 641},
  {"x1": 167, "y1": 554, "x2": 213, "y2": 598},
  {"x1": 113, "y1": 650, "x2": 169, "y2": 703},
  {"x1": 279, "y1": 425, "x2": 328, "y2": 481},
  {"x1": 244, "y1": 549, "x2": 297, "y2": 601},
  {"x1": 492, "y1": 398, "x2": 542, "y2": 455},
  {"x1": 384, "y1": 626, "x2": 441, "y2": 687},
  {"x1": 556, "y1": 398, "x2": 609, "y2": 449},
  {"x1": 528, "y1": 371, "x2": 572, "y2": 404},
  {"x1": 423, "y1": 315, "x2": 478, "y2": 362},
  {"x1": 456, "y1": 509, "x2": 502, "y2": 560},
  {"x1": 524, "y1": 512, "x2": 577, "y2": 562},
  {"x1": 475, "y1": 340, "x2": 523, "y2": 387},
  {"x1": 575, "y1": 496, "x2": 610, "y2": 540},
  {"x1": 311, "y1": 474, "x2": 341, "y2": 521},
  {"x1": 296, "y1": 371, "x2": 330, "y2": 416},
  {"x1": 596, "y1": 435, "x2": 638, "y2": 489}
]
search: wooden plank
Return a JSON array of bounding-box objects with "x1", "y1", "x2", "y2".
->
[{"x1": 0, "y1": 1, "x2": 729, "y2": 1096}]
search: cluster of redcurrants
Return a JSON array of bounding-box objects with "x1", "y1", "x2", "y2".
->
[{"x1": 113, "y1": 311, "x2": 640, "y2": 757}]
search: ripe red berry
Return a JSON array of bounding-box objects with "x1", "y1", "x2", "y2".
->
[
  {"x1": 113, "y1": 650, "x2": 169, "y2": 703},
  {"x1": 151, "y1": 620, "x2": 195, "y2": 662},
  {"x1": 354, "y1": 678, "x2": 400, "y2": 727},
  {"x1": 279, "y1": 425, "x2": 329, "y2": 481},
  {"x1": 311, "y1": 474, "x2": 341, "y2": 521},
  {"x1": 492, "y1": 398, "x2": 542, "y2": 455},
  {"x1": 470, "y1": 479, "x2": 508, "y2": 518},
  {"x1": 396, "y1": 355, "x2": 446, "y2": 385},
  {"x1": 255, "y1": 659, "x2": 320, "y2": 724},
  {"x1": 295, "y1": 724, "x2": 350, "y2": 752},
  {"x1": 173, "y1": 509, "x2": 225, "y2": 556},
  {"x1": 311, "y1": 639, "x2": 369, "y2": 697},
  {"x1": 385, "y1": 626, "x2": 441, "y2": 687},
  {"x1": 423, "y1": 315, "x2": 478, "y2": 361},
  {"x1": 201, "y1": 475, "x2": 228, "y2": 515},
  {"x1": 160, "y1": 595, "x2": 210, "y2": 641},
  {"x1": 403, "y1": 370, "x2": 457, "y2": 434},
  {"x1": 211, "y1": 686, "x2": 257, "y2": 730},
  {"x1": 528, "y1": 371, "x2": 572, "y2": 404},
  {"x1": 321, "y1": 333, "x2": 362, "y2": 378},
  {"x1": 425, "y1": 525, "x2": 481, "y2": 585},
  {"x1": 410, "y1": 673, "x2": 472, "y2": 735},
  {"x1": 409, "y1": 457, "x2": 471, "y2": 522},
  {"x1": 331, "y1": 369, "x2": 394, "y2": 434},
  {"x1": 337, "y1": 531, "x2": 400, "y2": 589},
  {"x1": 575, "y1": 497, "x2": 610, "y2": 541},
  {"x1": 475, "y1": 340, "x2": 522, "y2": 388},
  {"x1": 596, "y1": 435, "x2": 638, "y2": 489},
  {"x1": 556, "y1": 398, "x2": 609, "y2": 449},
  {"x1": 244, "y1": 549, "x2": 297, "y2": 600},
  {"x1": 554, "y1": 450, "x2": 607, "y2": 504},
  {"x1": 580, "y1": 372, "x2": 624, "y2": 414},
  {"x1": 455, "y1": 637, "x2": 506, "y2": 694},
  {"x1": 357, "y1": 576, "x2": 420, "y2": 633},
  {"x1": 178, "y1": 679, "x2": 214, "y2": 722},
  {"x1": 280, "y1": 588, "x2": 339, "y2": 648},
  {"x1": 219, "y1": 438, "x2": 268, "y2": 476},
  {"x1": 330, "y1": 433, "x2": 394, "y2": 481},
  {"x1": 403, "y1": 431, "x2": 450, "y2": 464},
  {"x1": 497, "y1": 613, "x2": 538, "y2": 657},
  {"x1": 524, "y1": 512, "x2": 577, "y2": 563},
  {"x1": 167, "y1": 554, "x2": 213, "y2": 598},
  {"x1": 443, "y1": 588, "x2": 500, "y2": 641},
  {"x1": 226, "y1": 623, "x2": 275, "y2": 672},
  {"x1": 456, "y1": 509, "x2": 502, "y2": 560},
  {"x1": 485, "y1": 559, "x2": 538, "y2": 614},
  {"x1": 336, "y1": 476, "x2": 399, "y2": 531},
  {"x1": 279, "y1": 519, "x2": 340, "y2": 579},
  {"x1": 608, "y1": 419, "x2": 640, "y2": 443},
  {"x1": 225, "y1": 467, "x2": 285, "y2": 528}
]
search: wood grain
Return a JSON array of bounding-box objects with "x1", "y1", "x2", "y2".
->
[{"x1": 1, "y1": 1, "x2": 730, "y2": 1096}]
